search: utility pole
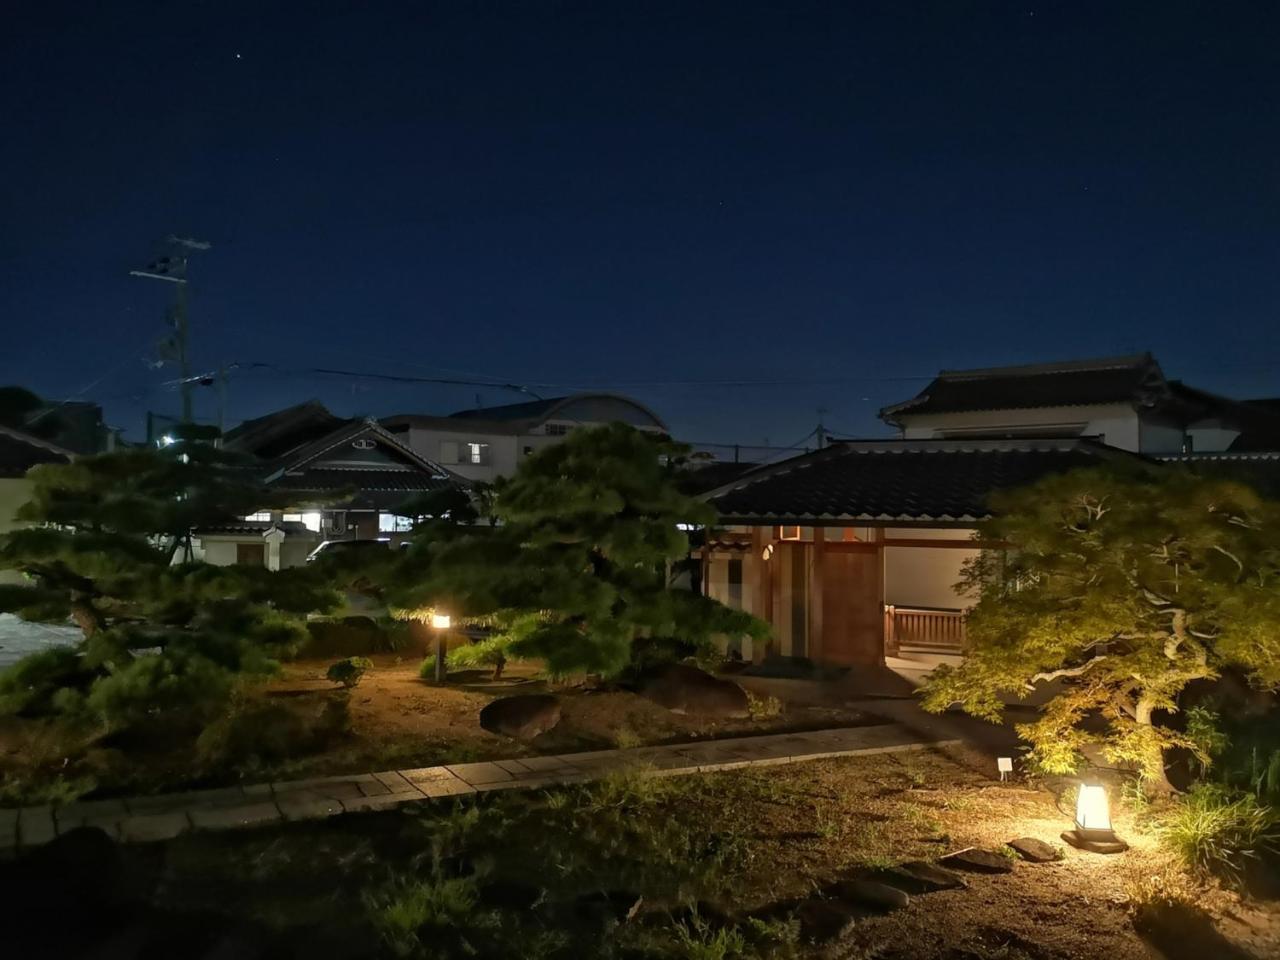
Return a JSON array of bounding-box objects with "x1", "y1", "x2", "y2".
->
[
  {"x1": 816, "y1": 407, "x2": 828, "y2": 449},
  {"x1": 131, "y1": 236, "x2": 210, "y2": 425}
]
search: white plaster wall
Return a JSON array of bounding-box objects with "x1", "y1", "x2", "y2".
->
[
  {"x1": 200, "y1": 539, "x2": 242, "y2": 566},
  {"x1": 883, "y1": 545, "x2": 978, "y2": 609},
  {"x1": 1185, "y1": 424, "x2": 1242, "y2": 453},
  {"x1": 404, "y1": 428, "x2": 521, "y2": 482},
  {"x1": 898, "y1": 403, "x2": 1140, "y2": 451}
]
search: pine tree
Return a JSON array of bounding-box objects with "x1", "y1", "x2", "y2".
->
[
  {"x1": 387, "y1": 423, "x2": 767, "y2": 677},
  {"x1": 0, "y1": 424, "x2": 339, "y2": 729},
  {"x1": 921, "y1": 465, "x2": 1280, "y2": 792}
]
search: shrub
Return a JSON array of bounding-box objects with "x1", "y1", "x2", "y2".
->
[
  {"x1": 326, "y1": 656, "x2": 372, "y2": 689},
  {"x1": 746, "y1": 691, "x2": 782, "y2": 720},
  {"x1": 446, "y1": 636, "x2": 509, "y2": 680},
  {"x1": 301, "y1": 617, "x2": 409, "y2": 658},
  {"x1": 196, "y1": 695, "x2": 351, "y2": 769},
  {"x1": 1157, "y1": 784, "x2": 1280, "y2": 886},
  {"x1": 0, "y1": 647, "x2": 91, "y2": 717}
]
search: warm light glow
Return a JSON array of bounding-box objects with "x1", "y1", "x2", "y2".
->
[
  {"x1": 1075, "y1": 783, "x2": 1112, "y2": 834},
  {"x1": 431, "y1": 612, "x2": 451, "y2": 630}
]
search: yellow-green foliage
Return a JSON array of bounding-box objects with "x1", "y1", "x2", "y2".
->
[{"x1": 922, "y1": 466, "x2": 1280, "y2": 786}]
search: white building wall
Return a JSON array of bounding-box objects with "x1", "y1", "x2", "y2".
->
[
  {"x1": 882, "y1": 527, "x2": 979, "y2": 610},
  {"x1": 898, "y1": 402, "x2": 1141, "y2": 451}
]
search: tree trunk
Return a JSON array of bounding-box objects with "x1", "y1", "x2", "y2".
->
[
  {"x1": 492, "y1": 655, "x2": 506, "y2": 681},
  {"x1": 70, "y1": 595, "x2": 104, "y2": 640},
  {"x1": 1136, "y1": 697, "x2": 1177, "y2": 795}
]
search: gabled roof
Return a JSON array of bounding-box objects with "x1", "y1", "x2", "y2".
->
[
  {"x1": 880, "y1": 354, "x2": 1168, "y2": 423},
  {"x1": 384, "y1": 392, "x2": 668, "y2": 434},
  {"x1": 1156, "y1": 451, "x2": 1280, "y2": 498},
  {"x1": 224, "y1": 400, "x2": 347, "y2": 459},
  {"x1": 226, "y1": 404, "x2": 467, "y2": 509},
  {"x1": 0, "y1": 424, "x2": 75, "y2": 478},
  {"x1": 705, "y1": 438, "x2": 1143, "y2": 525}
]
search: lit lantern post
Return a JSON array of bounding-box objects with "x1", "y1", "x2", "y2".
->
[
  {"x1": 1061, "y1": 781, "x2": 1128, "y2": 853},
  {"x1": 430, "y1": 611, "x2": 451, "y2": 684}
]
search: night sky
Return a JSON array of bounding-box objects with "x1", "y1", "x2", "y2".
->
[{"x1": 4, "y1": 2, "x2": 1278, "y2": 453}]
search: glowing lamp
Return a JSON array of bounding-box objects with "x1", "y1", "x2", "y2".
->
[
  {"x1": 1062, "y1": 781, "x2": 1127, "y2": 854},
  {"x1": 1074, "y1": 784, "x2": 1113, "y2": 839},
  {"x1": 431, "y1": 612, "x2": 451, "y2": 630},
  {"x1": 159, "y1": 434, "x2": 177, "y2": 447}
]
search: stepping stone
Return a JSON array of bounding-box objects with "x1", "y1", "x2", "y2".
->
[
  {"x1": 939, "y1": 848, "x2": 1014, "y2": 874},
  {"x1": 793, "y1": 899, "x2": 860, "y2": 944},
  {"x1": 867, "y1": 861, "x2": 966, "y2": 894},
  {"x1": 830, "y1": 878, "x2": 909, "y2": 911},
  {"x1": 1008, "y1": 837, "x2": 1063, "y2": 863}
]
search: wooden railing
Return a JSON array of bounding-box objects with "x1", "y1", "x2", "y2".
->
[{"x1": 884, "y1": 605, "x2": 967, "y2": 656}]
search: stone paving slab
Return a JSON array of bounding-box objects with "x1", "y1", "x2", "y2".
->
[{"x1": 2, "y1": 723, "x2": 956, "y2": 850}]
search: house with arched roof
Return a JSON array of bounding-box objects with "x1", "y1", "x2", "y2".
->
[{"x1": 382, "y1": 392, "x2": 668, "y2": 483}]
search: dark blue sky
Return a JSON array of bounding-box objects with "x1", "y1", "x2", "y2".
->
[{"x1": 3, "y1": 1, "x2": 1278, "y2": 450}]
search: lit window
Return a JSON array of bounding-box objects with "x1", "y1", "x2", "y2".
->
[
  {"x1": 379, "y1": 514, "x2": 414, "y2": 532},
  {"x1": 243, "y1": 511, "x2": 271, "y2": 522},
  {"x1": 779, "y1": 526, "x2": 802, "y2": 541},
  {"x1": 283, "y1": 512, "x2": 322, "y2": 532},
  {"x1": 467, "y1": 442, "x2": 490, "y2": 465}
]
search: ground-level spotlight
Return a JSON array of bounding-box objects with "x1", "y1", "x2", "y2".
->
[{"x1": 1062, "y1": 781, "x2": 1128, "y2": 854}]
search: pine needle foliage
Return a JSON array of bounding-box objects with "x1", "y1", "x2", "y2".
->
[
  {"x1": 921, "y1": 465, "x2": 1280, "y2": 791},
  {"x1": 388, "y1": 423, "x2": 767, "y2": 677},
  {"x1": 0, "y1": 424, "x2": 339, "y2": 729}
]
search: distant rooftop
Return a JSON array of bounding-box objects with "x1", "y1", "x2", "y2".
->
[
  {"x1": 385, "y1": 392, "x2": 668, "y2": 433},
  {"x1": 880, "y1": 354, "x2": 1165, "y2": 422}
]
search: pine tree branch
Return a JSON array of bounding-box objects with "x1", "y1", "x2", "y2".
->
[{"x1": 1026, "y1": 656, "x2": 1108, "y2": 688}]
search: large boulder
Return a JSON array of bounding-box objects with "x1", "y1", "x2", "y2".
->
[
  {"x1": 638, "y1": 663, "x2": 750, "y2": 718},
  {"x1": 479, "y1": 694, "x2": 561, "y2": 741}
]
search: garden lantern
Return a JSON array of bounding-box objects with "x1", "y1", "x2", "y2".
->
[
  {"x1": 430, "y1": 611, "x2": 451, "y2": 682},
  {"x1": 1062, "y1": 781, "x2": 1128, "y2": 853}
]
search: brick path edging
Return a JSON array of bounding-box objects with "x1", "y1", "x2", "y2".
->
[{"x1": 3, "y1": 723, "x2": 959, "y2": 851}]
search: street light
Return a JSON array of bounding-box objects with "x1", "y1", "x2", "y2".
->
[{"x1": 430, "y1": 611, "x2": 451, "y2": 683}]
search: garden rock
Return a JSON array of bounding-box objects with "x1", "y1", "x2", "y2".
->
[
  {"x1": 867, "y1": 861, "x2": 966, "y2": 893},
  {"x1": 939, "y1": 848, "x2": 1014, "y2": 874},
  {"x1": 637, "y1": 663, "x2": 750, "y2": 718},
  {"x1": 479, "y1": 694, "x2": 561, "y2": 741},
  {"x1": 1008, "y1": 837, "x2": 1063, "y2": 863},
  {"x1": 793, "y1": 899, "x2": 860, "y2": 944},
  {"x1": 830, "y1": 878, "x2": 909, "y2": 911}
]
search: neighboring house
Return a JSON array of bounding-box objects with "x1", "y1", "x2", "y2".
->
[
  {"x1": 382, "y1": 393, "x2": 668, "y2": 483},
  {"x1": 196, "y1": 402, "x2": 463, "y2": 568},
  {"x1": 0, "y1": 425, "x2": 74, "y2": 584},
  {"x1": 880, "y1": 353, "x2": 1280, "y2": 455},
  {"x1": 699, "y1": 438, "x2": 1142, "y2": 670}
]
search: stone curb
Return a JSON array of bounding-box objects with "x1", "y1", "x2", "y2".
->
[{"x1": 2, "y1": 724, "x2": 959, "y2": 851}]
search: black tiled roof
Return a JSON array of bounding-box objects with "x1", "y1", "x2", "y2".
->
[
  {"x1": 0, "y1": 425, "x2": 74, "y2": 477},
  {"x1": 197, "y1": 520, "x2": 315, "y2": 536},
  {"x1": 1157, "y1": 452, "x2": 1280, "y2": 499},
  {"x1": 706, "y1": 438, "x2": 1138, "y2": 524},
  {"x1": 881, "y1": 354, "x2": 1165, "y2": 422}
]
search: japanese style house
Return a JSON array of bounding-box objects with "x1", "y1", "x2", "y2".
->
[
  {"x1": 699, "y1": 353, "x2": 1280, "y2": 669},
  {"x1": 700, "y1": 438, "x2": 1137, "y2": 667},
  {"x1": 195, "y1": 402, "x2": 465, "y2": 568}
]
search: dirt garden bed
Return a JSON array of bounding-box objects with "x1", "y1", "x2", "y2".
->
[
  {"x1": 5, "y1": 746, "x2": 1276, "y2": 959},
  {"x1": 0, "y1": 655, "x2": 878, "y2": 803}
]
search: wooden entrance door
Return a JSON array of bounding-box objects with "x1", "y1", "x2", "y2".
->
[{"x1": 819, "y1": 545, "x2": 883, "y2": 665}]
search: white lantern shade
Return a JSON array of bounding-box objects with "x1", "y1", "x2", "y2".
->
[
  {"x1": 1075, "y1": 784, "x2": 1112, "y2": 836},
  {"x1": 430, "y1": 612, "x2": 451, "y2": 630}
]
